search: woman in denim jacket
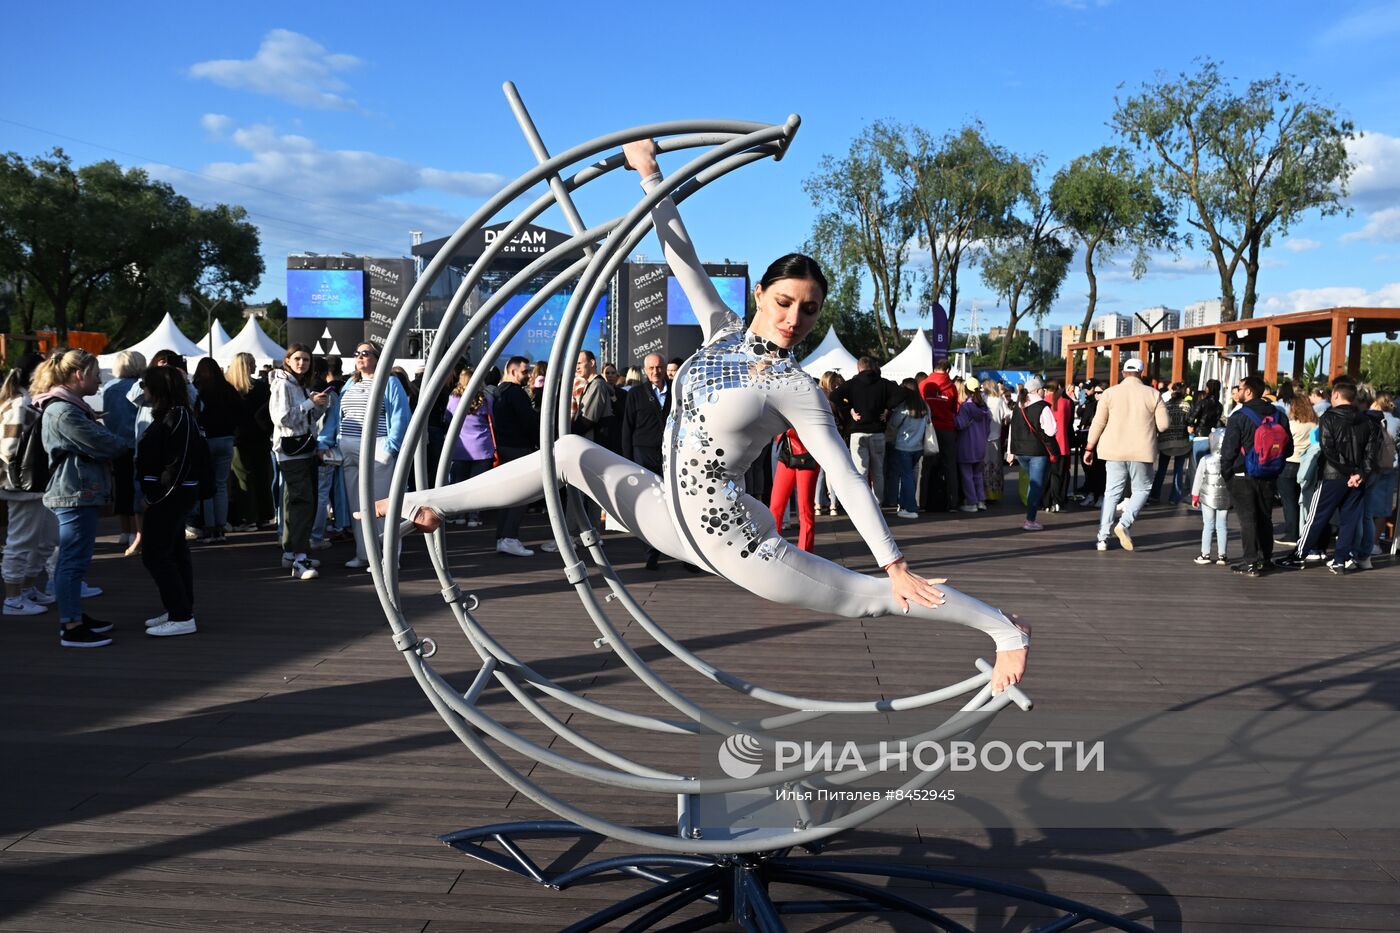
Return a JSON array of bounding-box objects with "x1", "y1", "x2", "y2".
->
[{"x1": 33, "y1": 349, "x2": 128, "y2": 647}]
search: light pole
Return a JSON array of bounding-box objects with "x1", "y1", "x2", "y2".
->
[{"x1": 182, "y1": 291, "x2": 223, "y2": 357}]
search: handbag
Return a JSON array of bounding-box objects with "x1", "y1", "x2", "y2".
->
[
  {"x1": 280, "y1": 433, "x2": 317, "y2": 457},
  {"x1": 923, "y1": 421, "x2": 939, "y2": 456},
  {"x1": 1019, "y1": 404, "x2": 1059, "y2": 463},
  {"x1": 776, "y1": 432, "x2": 817, "y2": 470}
]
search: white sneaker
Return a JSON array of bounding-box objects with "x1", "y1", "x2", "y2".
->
[
  {"x1": 466, "y1": 518, "x2": 483, "y2": 528},
  {"x1": 309, "y1": 538, "x2": 332, "y2": 551},
  {"x1": 496, "y1": 538, "x2": 534, "y2": 557},
  {"x1": 977, "y1": 502, "x2": 987, "y2": 511},
  {"x1": 23, "y1": 586, "x2": 55, "y2": 606},
  {"x1": 539, "y1": 541, "x2": 560, "y2": 553},
  {"x1": 345, "y1": 557, "x2": 369, "y2": 569},
  {"x1": 147, "y1": 618, "x2": 197, "y2": 637},
  {"x1": 958, "y1": 505, "x2": 979, "y2": 513},
  {"x1": 1095, "y1": 540, "x2": 1108, "y2": 551},
  {"x1": 145, "y1": 612, "x2": 169, "y2": 628},
  {"x1": 895, "y1": 510, "x2": 920, "y2": 519},
  {"x1": 3, "y1": 596, "x2": 45, "y2": 616},
  {"x1": 281, "y1": 555, "x2": 322, "y2": 569},
  {"x1": 184, "y1": 527, "x2": 200, "y2": 541},
  {"x1": 290, "y1": 559, "x2": 320, "y2": 580}
]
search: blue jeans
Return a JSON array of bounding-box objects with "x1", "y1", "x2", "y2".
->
[
  {"x1": 1151, "y1": 453, "x2": 1189, "y2": 503},
  {"x1": 891, "y1": 448, "x2": 920, "y2": 512},
  {"x1": 312, "y1": 463, "x2": 351, "y2": 541},
  {"x1": 1099, "y1": 460, "x2": 1153, "y2": 541},
  {"x1": 200, "y1": 435, "x2": 236, "y2": 530},
  {"x1": 1201, "y1": 505, "x2": 1229, "y2": 557},
  {"x1": 54, "y1": 506, "x2": 99, "y2": 622},
  {"x1": 1020, "y1": 455, "x2": 1049, "y2": 521}
]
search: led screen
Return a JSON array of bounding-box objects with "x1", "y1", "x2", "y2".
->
[
  {"x1": 665, "y1": 275, "x2": 747, "y2": 326},
  {"x1": 288, "y1": 269, "x2": 365, "y2": 319},
  {"x1": 486, "y1": 291, "x2": 607, "y2": 366}
]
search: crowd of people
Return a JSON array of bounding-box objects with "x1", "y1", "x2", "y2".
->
[{"x1": 2, "y1": 328, "x2": 1396, "y2": 649}]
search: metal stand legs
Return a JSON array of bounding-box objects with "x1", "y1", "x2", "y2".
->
[{"x1": 441, "y1": 821, "x2": 1156, "y2": 932}]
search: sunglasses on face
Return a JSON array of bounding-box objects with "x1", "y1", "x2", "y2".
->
[{"x1": 354, "y1": 350, "x2": 376, "y2": 358}]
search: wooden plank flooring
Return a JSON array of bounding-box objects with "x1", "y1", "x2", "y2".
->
[{"x1": 1, "y1": 497, "x2": 1398, "y2": 931}]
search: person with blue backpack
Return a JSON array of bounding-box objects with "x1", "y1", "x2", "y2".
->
[{"x1": 1216, "y1": 375, "x2": 1292, "y2": 577}]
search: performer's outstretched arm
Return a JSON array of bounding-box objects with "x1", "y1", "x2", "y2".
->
[{"x1": 624, "y1": 140, "x2": 737, "y2": 344}]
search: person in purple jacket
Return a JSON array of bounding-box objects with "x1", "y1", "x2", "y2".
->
[
  {"x1": 955, "y1": 379, "x2": 992, "y2": 512},
  {"x1": 445, "y1": 368, "x2": 495, "y2": 528}
]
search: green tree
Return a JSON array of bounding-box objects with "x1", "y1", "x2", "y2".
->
[
  {"x1": 1050, "y1": 146, "x2": 1174, "y2": 358},
  {"x1": 0, "y1": 148, "x2": 262, "y2": 344},
  {"x1": 1112, "y1": 60, "x2": 1355, "y2": 320},
  {"x1": 877, "y1": 122, "x2": 1031, "y2": 334},
  {"x1": 804, "y1": 129, "x2": 915, "y2": 356},
  {"x1": 1361, "y1": 341, "x2": 1400, "y2": 388},
  {"x1": 979, "y1": 177, "x2": 1074, "y2": 368}
]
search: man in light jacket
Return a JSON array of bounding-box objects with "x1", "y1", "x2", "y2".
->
[{"x1": 1084, "y1": 358, "x2": 1168, "y2": 552}]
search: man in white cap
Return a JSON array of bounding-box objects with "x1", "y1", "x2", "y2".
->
[{"x1": 1083, "y1": 358, "x2": 1168, "y2": 551}]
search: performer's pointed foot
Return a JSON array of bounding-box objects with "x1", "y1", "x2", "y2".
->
[
  {"x1": 991, "y1": 616, "x2": 1030, "y2": 694},
  {"x1": 364, "y1": 500, "x2": 442, "y2": 534}
]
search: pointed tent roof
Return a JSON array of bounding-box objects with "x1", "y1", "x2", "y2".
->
[
  {"x1": 881, "y1": 329, "x2": 935, "y2": 384},
  {"x1": 123, "y1": 312, "x2": 206, "y2": 359},
  {"x1": 798, "y1": 326, "x2": 859, "y2": 380},
  {"x1": 204, "y1": 319, "x2": 233, "y2": 355},
  {"x1": 215, "y1": 317, "x2": 286, "y2": 366}
]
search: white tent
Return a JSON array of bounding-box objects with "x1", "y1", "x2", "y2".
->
[
  {"x1": 97, "y1": 312, "x2": 207, "y2": 373},
  {"x1": 880, "y1": 329, "x2": 935, "y2": 384},
  {"x1": 215, "y1": 317, "x2": 286, "y2": 366},
  {"x1": 798, "y1": 326, "x2": 859, "y2": 380},
  {"x1": 202, "y1": 319, "x2": 233, "y2": 356}
]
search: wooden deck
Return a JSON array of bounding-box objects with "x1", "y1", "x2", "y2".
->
[{"x1": 1, "y1": 496, "x2": 1398, "y2": 931}]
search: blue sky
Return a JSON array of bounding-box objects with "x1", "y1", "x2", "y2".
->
[{"x1": 4, "y1": 0, "x2": 1399, "y2": 334}]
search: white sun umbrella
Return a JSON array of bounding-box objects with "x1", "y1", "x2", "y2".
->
[
  {"x1": 880, "y1": 329, "x2": 934, "y2": 384},
  {"x1": 215, "y1": 317, "x2": 286, "y2": 367},
  {"x1": 798, "y1": 325, "x2": 859, "y2": 380}
]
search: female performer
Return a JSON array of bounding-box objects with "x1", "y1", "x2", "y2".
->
[{"x1": 377, "y1": 140, "x2": 1029, "y2": 692}]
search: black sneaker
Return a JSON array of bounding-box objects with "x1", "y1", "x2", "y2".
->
[
  {"x1": 83, "y1": 613, "x2": 114, "y2": 634},
  {"x1": 1327, "y1": 561, "x2": 1349, "y2": 576},
  {"x1": 60, "y1": 624, "x2": 112, "y2": 648},
  {"x1": 1230, "y1": 562, "x2": 1256, "y2": 575},
  {"x1": 1273, "y1": 555, "x2": 1305, "y2": 570}
]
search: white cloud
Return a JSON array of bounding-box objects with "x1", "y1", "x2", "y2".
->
[
  {"x1": 1258, "y1": 282, "x2": 1400, "y2": 315},
  {"x1": 1099, "y1": 249, "x2": 1214, "y2": 282},
  {"x1": 146, "y1": 118, "x2": 506, "y2": 265},
  {"x1": 189, "y1": 29, "x2": 362, "y2": 110},
  {"x1": 1346, "y1": 131, "x2": 1400, "y2": 212},
  {"x1": 1319, "y1": 4, "x2": 1400, "y2": 45},
  {"x1": 1343, "y1": 206, "x2": 1400, "y2": 243},
  {"x1": 1283, "y1": 238, "x2": 1322, "y2": 252},
  {"x1": 200, "y1": 113, "x2": 234, "y2": 138}
]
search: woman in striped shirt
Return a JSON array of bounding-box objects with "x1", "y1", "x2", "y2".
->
[{"x1": 318, "y1": 343, "x2": 410, "y2": 569}]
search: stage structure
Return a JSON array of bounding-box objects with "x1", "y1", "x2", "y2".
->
[
  {"x1": 358, "y1": 82, "x2": 1156, "y2": 932},
  {"x1": 286, "y1": 253, "x2": 416, "y2": 358}
]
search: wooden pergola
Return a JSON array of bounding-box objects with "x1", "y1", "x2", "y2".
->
[{"x1": 1064, "y1": 306, "x2": 1400, "y2": 386}]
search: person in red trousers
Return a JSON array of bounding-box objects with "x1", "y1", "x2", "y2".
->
[{"x1": 769, "y1": 428, "x2": 819, "y2": 552}]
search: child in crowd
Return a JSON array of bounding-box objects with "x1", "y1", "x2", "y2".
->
[{"x1": 1191, "y1": 428, "x2": 1231, "y2": 565}]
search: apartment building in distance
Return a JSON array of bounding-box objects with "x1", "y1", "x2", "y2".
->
[
  {"x1": 1132, "y1": 305, "x2": 1181, "y2": 335},
  {"x1": 1183, "y1": 298, "x2": 1225, "y2": 329},
  {"x1": 1092, "y1": 312, "x2": 1132, "y2": 340}
]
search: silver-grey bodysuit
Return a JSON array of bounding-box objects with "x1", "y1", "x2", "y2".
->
[{"x1": 401, "y1": 174, "x2": 1027, "y2": 653}]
